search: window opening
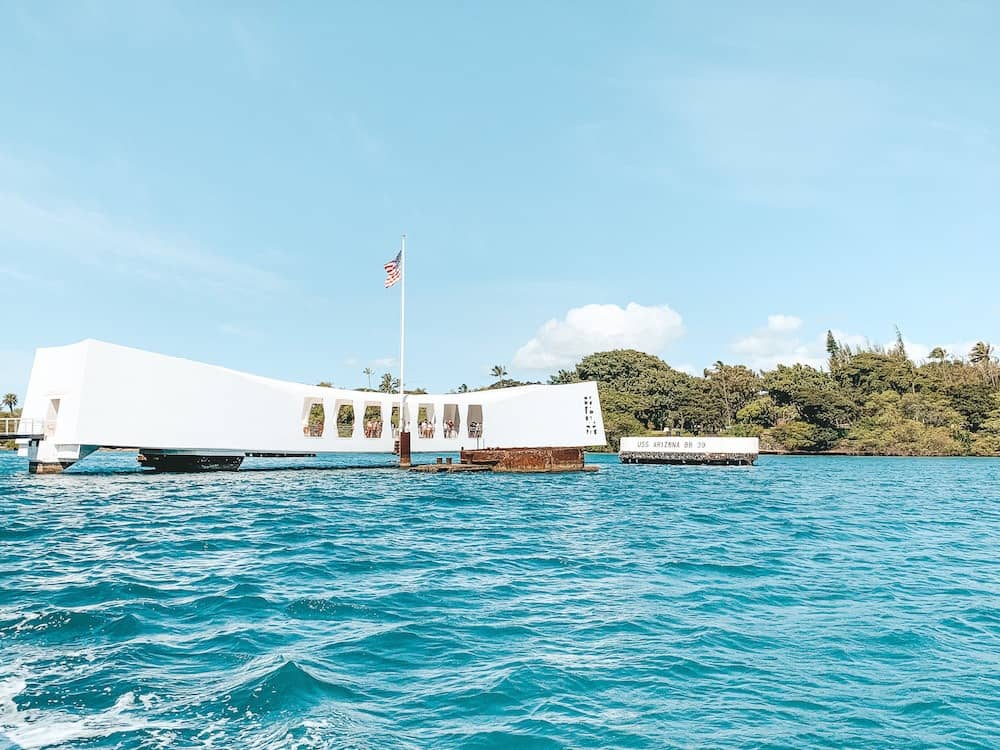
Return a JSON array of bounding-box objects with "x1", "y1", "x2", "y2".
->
[
  {"x1": 302, "y1": 398, "x2": 325, "y2": 437},
  {"x1": 336, "y1": 403, "x2": 355, "y2": 438},
  {"x1": 417, "y1": 403, "x2": 436, "y2": 438},
  {"x1": 363, "y1": 405, "x2": 383, "y2": 438},
  {"x1": 443, "y1": 403, "x2": 461, "y2": 438},
  {"x1": 467, "y1": 404, "x2": 483, "y2": 439}
]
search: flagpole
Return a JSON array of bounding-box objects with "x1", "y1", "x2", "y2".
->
[{"x1": 399, "y1": 234, "x2": 405, "y2": 413}]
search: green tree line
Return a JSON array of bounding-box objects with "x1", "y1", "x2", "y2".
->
[
  {"x1": 548, "y1": 335, "x2": 1000, "y2": 456},
  {"x1": 7, "y1": 340, "x2": 999, "y2": 457}
]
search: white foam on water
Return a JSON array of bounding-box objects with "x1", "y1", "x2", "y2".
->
[{"x1": 0, "y1": 676, "x2": 177, "y2": 750}]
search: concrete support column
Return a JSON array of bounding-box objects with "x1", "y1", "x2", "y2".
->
[
  {"x1": 27, "y1": 441, "x2": 99, "y2": 474},
  {"x1": 353, "y1": 400, "x2": 365, "y2": 439},
  {"x1": 399, "y1": 431, "x2": 411, "y2": 467}
]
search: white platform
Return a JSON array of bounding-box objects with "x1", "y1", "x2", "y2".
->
[
  {"x1": 619, "y1": 436, "x2": 759, "y2": 455},
  {"x1": 619, "y1": 435, "x2": 759, "y2": 465}
]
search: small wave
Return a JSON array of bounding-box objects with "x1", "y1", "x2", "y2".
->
[
  {"x1": 454, "y1": 728, "x2": 562, "y2": 750},
  {"x1": 0, "y1": 676, "x2": 172, "y2": 750},
  {"x1": 170, "y1": 592, "x2": 277, "y2": 619},
  {"x1": 284, "y1": 597, "x2": 373, "y2": 620},
  {"x1": 2, "y1": 609, "x2": 105, "y2": 638},
  {"x1": 51, "y1": 580, "x2": 166, "y2": 605},
  {"x1": 667, "y1": 560, "x2": 774, "y2": 577},
  {"x1": 0, "y1": 525, "x2": 44, "y2": 543},
  {"x1": 1, "y1": 607, "x2": 146, "y2": 642},
  {"x1": 103, "y1": 612, "x2": 143, "y2": 637},
  {"x1": 223, "y1": 660, "x2": 359, "y2": 716}
]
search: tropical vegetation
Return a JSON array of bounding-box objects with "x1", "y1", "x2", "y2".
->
[
  {"x1": 1, "y1": 394, "x2": 20, "y2": 450},
  {"x1": 547, "y1": 334, "x2": 1000, "y2": 456},
  {"x1": 6, "y1": 335, "x2": 1000, "y2": 456}
]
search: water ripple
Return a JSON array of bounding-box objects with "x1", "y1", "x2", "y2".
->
[{"x1": 1, "y1": 450, "x2": 999, "y2": 748}]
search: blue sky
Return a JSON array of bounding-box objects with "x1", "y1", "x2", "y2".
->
[{"x1": 2, "y1": 2, "x2": 998, "y2": 395}]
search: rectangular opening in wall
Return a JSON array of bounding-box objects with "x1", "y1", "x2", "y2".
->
[
  {"x1": 417, "y1": 403, "x2": 435, "y2": 439},
  {"x1": 391, "y1": 405, "x2": 400, "y2": 438},
  {"x1": 468, "y1": 404, "x2": 483, "y2": 439},
  {"x1": 336, "y1": 403, "x2": 355, "y2": 438},
  {"x1": 45, "y1": 398, "x2": 61, "y2": 437},
  {"x1": 443, "y1": 404, "x2": 461, "y2": 438},
  {"x1": 363, "y1": 405, "x2": 382, "y2": 438},
  {"x1": 302, "y1": 398, "x2": 325, "y2": 437}
]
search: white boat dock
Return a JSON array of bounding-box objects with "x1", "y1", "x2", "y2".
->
[{"x1": 619, "y1": 436, "x2": 759, "y2": 466}]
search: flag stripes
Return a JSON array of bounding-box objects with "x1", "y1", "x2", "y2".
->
[{"x1": 384, "y1": 251, "x2": 402, "y2": 288}]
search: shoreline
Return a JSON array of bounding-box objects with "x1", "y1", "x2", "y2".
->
[
  {"x1": 3, "y1": 447, "x2": 999, "y2": 460},
  {"x1": 759, "y1": 449, "x2": 1000, "y2": 458}
]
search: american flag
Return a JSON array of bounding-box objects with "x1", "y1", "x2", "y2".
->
[{"x1": 384, "y1": 251, "x2": 402, "y2": 288}]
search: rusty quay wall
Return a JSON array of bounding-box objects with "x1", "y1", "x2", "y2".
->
[{"x1": 459, "y1": 447, "x2": 586, "y2": 473}]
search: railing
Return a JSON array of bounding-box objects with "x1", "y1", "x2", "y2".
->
[{"x1": 0, "y1": 418, "x2": 54, "y2": 438}]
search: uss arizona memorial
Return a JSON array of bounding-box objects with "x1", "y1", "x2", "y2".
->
[{"x1": 14, "y1": 339, "x2": 606, "y2": 473}]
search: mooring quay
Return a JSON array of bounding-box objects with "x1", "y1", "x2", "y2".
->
[
  {"x1": 619, "y1": 436, "x2": 760, "y2": 466},
  {"x1": 13, "y1": 339, "x2": 606, "y2": 474}
]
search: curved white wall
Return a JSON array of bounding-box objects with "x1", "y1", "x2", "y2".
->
[{"x1": 19, "y1": 340, "x2": 606, "y2": 454}]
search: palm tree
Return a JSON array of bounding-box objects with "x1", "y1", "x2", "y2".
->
[
  {"x1": 928, "y1": 346, "x2": 947, "y2": 364},
  {"x1": 969, "y1": 341, "x2": 999, "y2": 388},
  {"x1": 363, "y1": 367, "x2": 374, "y2": 390},
  {"x1": 969, "y1": 341, "x2": 993, "y2": 366},
  {"x1": 379, "y1": 372, "x2": 399, "y2": 393},
  {"x1": 491, "y1": 365, "x2": 508, "y2": 387},
  {"x1": 2, "y1": 393, "x2": 16, "y2": 415}
]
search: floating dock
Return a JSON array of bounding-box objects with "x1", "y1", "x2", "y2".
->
[{"x1": 619, "y1": 436, "x2": 759, "y2": 466}]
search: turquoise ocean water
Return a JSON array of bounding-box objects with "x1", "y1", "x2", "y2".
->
[{"x1": 1, "y1": 450, "x2": 998, "y2": 748}]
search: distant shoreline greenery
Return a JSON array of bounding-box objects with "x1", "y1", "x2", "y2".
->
[
  {"x1": 547, "y1": 333, "x2": 1000, "y2": 456},
  {"x1": 6, "y1": 338, "x2": 1000, "y2": 457},
  {"x1": 1, "y1": 396, "x2": 20, "y2": 450}
]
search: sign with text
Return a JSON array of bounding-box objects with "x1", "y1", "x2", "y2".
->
[{"x1": 619, "y1": 436, "x2": 759, "y2": 454}]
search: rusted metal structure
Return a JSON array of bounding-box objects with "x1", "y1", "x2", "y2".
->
[
  {"x1": 410, "y1": 447, "x2": 594, "y2": 474},
  {"x1": 458, "y1": 447, "x2": 592, "y2": 473}
]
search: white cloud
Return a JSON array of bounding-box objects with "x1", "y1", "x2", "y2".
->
[
  {"x1": 767, "y1": 314, "x2": 802, "y2": 332},
  {"x1": 828, "y1": 329, "x2": 870, "y2": 351},
  {"x1": 731, "y1": 314, "x2": 827, "y2": 370},
  {"x1": 513, "y1": 302, "x2": 684, "y2": 370},
  {"x1": 372, "y1": 357, "x2": 397, "y2": 368},
  {"x1": 897, "y1": 339, "x2": 978, "y2": 363},
  {"x1": 826, "y1": 331, "x2": 978, "y2": 363},
  {"x1": 731, "y1": 317, "x2": 983, "y2": 370}
]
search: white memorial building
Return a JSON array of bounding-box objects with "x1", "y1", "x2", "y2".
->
[{"x1": 15, "y1": 339, "x2": 605, "y2": 473}]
